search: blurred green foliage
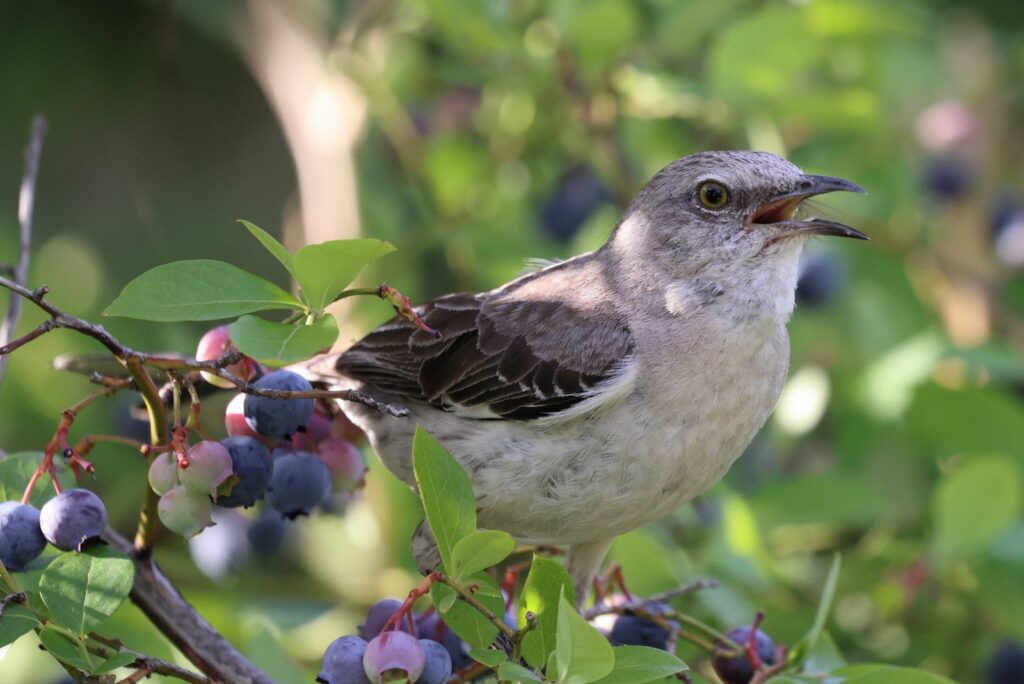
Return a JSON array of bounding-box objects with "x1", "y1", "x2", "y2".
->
[{"x1": 3, "y1": 0, "x2": 1024, "y2": 682}]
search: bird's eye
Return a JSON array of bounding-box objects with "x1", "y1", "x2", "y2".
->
[{"x1": 698, "y1": 181, "x2": 730, "y2": 209}]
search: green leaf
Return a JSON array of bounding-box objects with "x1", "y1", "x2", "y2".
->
[
  {"x1": 556, "y1": 589, "x2": 614, "y2": 684},
  {"x1": 412, "y1": 427, "x2": 476, "y2": 573},
  {"x1": 801, "y1": 631, "x2": 846, "y2": 675},
  {"x1": 0, "y1": 452, "x2": 75, "y2": 507},
  {"x1": 431, "y1": 573, "x2": 504, "y2": 649},
  {"x1": 229, "y1": 314, "x2": 339, "y2": 366},
  {"x1": 933, "y1": 455, "x2": 1022, "y2": 560},
  {"x1": 245, "y1": 622, "x2": 308, "y2": 684},
  {"x1": 238, "y1": 220, "x2": 298, "y2": 281},
  {"x1": 292, "y1": 239, "x2": 395, "y2": 311},
  {"x1": 469, "y1": 647, "x2": 507, "y2": 667},
  {"x1": 791, "y1": 553, "x2": 841, "y2": 665},
  {"x1": 452, "y1": 529, "x2": 516, "y2": 580},
  {"x1": 38, "y1": 627, "x2": 94, "y2": 671},
  {"x1": 592, "y1": 646, "x2": 688, "y2": 684},
  {"x1": 0, "y1": 603, "x2": 39, "y2": 647},
  {"x1": 38, "y1": 546, "x2": 135, "y2": 634},
  {"x1": 498, "y1": 661, "x2": 547, "y2": 683},
  {"x1": 104, "y1": 259, "x2": 303, "y2": 321},
  {"x1": 520, "y1": 555, "x2": 574, "y2": 670},
  {"x1": 94, "y1": 651, "x2": 137, "y2": 673}
]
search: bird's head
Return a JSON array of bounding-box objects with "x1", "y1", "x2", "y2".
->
[{"x1": 612, "y1": 150, "x2": 866, "y2": 283}]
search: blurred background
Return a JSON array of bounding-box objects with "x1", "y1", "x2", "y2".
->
[{"x1": 2, "y1": 0, "x2": 1024, "y2": 682}]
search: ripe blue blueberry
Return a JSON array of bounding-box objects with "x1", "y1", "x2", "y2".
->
[
  {"x1": 609, "y1": 603, "x2": 676, "y2": 651},
  {"x1": 988, "y1": 639, "x2": 1024, "y2": 684},
  {"x1": 216, "y1": 436, "x2": 273, "y2": 508},
  {"x1": 0, "y1": 502, "x2": 47, "y2": 570},
  {"x1": 265, "y1": 451, "x2": 331, "y2": 519},
  {"x1": 363, "y1": 631, "x2": 424, "y2": 684},
  {"x1": 711, "y1": 626, "x2": 777, "y2": 684},
  {"x1": 359, "y1": 599, "x2": 414, "y2": 641},
  {"x1": 242, "y1": 370, "x2": 315, "y2": 439},
  {"x1": 796, "y1": 252, "x2": 844, "y2": 307},
  {"x1": 317, "y1": 635, "x2": 371, "y2": 684},
  {"x1": 415, "y1": 612, "x2": 472, "y2": 669},
  {"x1": 246, "y1": 508, "x2": 288, "y2": 556},
  {"x1": 417, "y1": 639, "x2": 452, "y2": 684},
  {"x1": 39, "y1": 489, "x2": 108, "y2": 551}
]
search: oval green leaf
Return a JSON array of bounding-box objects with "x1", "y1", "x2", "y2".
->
[
  {"x1": 293, "y1": 239, "x2": 395, "y2": 312},
  {"x1": 104, "y1": 259, "x2": 303, "y2": 321},
  {"x1": 933, "y1": 455, "x2": 1022, "y2": 560},
  {"x1": 0, "y1": 452, "x2": 75, "y2": 507},
  {"x1": 239, "y1": 220, "x2": 298, "y2": 280},
  {"x1": 592, "y1": 646, "x2": 688, "y2": 684},
  {"x1": 38, "y1": 546, "x2": 135, "y2": 634},
  {"x1": 520, "y1": 555, "x2": 574, "y2": 669},
  {"x1": 412, "y1": 427, "x2": 476, "y2": 574},
  {"x1": 229, "y1": 314, "x2": 339, "y2": 366},
  {"x1": 452, "y1": 529, "x2": 515, "y2": 580},
  {"x1": 431, "y1": 572, "x2": 504, "y2": 649},
  {"x1": 0, "y1": 603, "x2": 40, "y2": 647},
  {"x1": 556, "y1": 589, "x2": 614, "y2": 684}
]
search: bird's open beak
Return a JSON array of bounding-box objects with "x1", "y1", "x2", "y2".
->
[{"x1": 750, "y1": 174, "x2": 868, "y2": 241}]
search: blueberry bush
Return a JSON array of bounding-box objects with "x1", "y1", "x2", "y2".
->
[{"x1": 3, "y1": 1, "x2": 1024, "y2": 682}]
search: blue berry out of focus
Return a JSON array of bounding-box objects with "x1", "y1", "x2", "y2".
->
[
  {"x1": 265, "y1": 451, "x2": 331, "y2": 519},
  {"x1": 711, "y1": 626, "x2": 777, "y2": 684}
]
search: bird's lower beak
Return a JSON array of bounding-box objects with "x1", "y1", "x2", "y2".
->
[{"x1": 751, "y1": 174, "x2": 869, "y2": 241}]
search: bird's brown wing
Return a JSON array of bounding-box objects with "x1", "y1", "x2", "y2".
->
[{"x1": 335, "y1": 288, "x2": 634, "y2": 420}]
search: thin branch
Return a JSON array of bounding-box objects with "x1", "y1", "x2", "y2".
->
[
  {"x1": 0, "y1": 115, "x2": 47, "y2": 389},
  {"x1": 104, "y1": 529, "x2": 274, "y2": 684}
]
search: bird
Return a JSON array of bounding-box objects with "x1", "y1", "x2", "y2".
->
[{"x1": 308, "y1": 150, "x2": 866, "y2": 605}]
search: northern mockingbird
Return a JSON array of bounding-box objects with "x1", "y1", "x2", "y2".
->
[{"x1": 310, "y1": 151, "x2": 866, "y2": 604}]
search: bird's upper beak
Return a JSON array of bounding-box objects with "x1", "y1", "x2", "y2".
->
[{"x1": 750, "y1": 174, "x2": 868, "y2": 241}]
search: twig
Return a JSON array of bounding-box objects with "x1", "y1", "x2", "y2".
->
[
  {"x1": 104, "y1": 528, "x2": 273, "y2": 684},
  {"x1": 0, "y1": 115, "x2": 47, "y2": 389},
  {"x1": 643, "y1": 579, "x2": 719, "y2": 604}
]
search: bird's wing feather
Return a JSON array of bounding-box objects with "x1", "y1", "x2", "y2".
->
[{"x1": 335, "y1": 272, "x2": 634, "y2": 420}]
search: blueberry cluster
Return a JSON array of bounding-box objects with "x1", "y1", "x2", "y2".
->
[
  {"x1": 151, "y1": 367, "x2": 368, "y2": 539},
  {"x1": 318, "y1": 599, "x2": 461, "y2": 684},
  {"x1": 0, "y1": 488, "x2": 108, "y2": 570}
]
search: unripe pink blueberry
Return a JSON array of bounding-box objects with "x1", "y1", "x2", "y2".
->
[
  {"x1": 179, "y1": 441, "x2": 234, "y2": 497},
  {"x1": 158, "y1": 485, "x2": 213, "y2": 537},
  {"x1": 362, "y1": 631, "x2": 424, "y2": 684},
  {"x1": 318, "y1": 439, "x2": 367, "y2": 493},
  {"x1": 148, "y1": 452, "x2": 179, "y2": 495},
  {"x1": 196, "y1": 325, "x2": 252, "y2": 388}
]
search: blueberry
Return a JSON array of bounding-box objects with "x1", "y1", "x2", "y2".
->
[
  {"x1": 414, "y1": 612, "x2": 472, "y2": 669},
  {"x1": 795, "y1": 252, "x2": 844, "y2": 307},
  {"x1": 179, "y1": 441, "x2": 234, "y2": 497},
  {"x1": 242, "y1": 370, "x2": 315, "y2": 439},
  {"x1": 359, "y1": 599, "x2": 414, "y2": 641},
  {"x1": 0, "y1": 502, "x2": 47, "y2": 570},
  {"x1": 39, "y1": 489, "x2": 107, "y2": 551},
  {"x1": 158, "y1": 485, "x2": 214, "y2": 538},
  {"x1": 265, "y1": 451, "x2": 331, "y2": 519},
  {"x1": 711, "y1": 626, "x2": 777, "y2": 684},
  {"x1": 609, "y1": 614, "x2": 671, "y2": 650},
  {"x1": 188, "y1": 509, "x2": 249, "y2": 580},
  {"x1": 318, "y1": 439, "x2": 367, "y2": 493},
  {"x1": 216, "y1": 436, "x2": 273, "y2": 508},
  {"x1": 923, "y1": 155, "x2": 971, "y2": 201},
  {"x1": 148, "y1": 453, "x2": 179, "y2": 496},
  {"x1": 417, "y1": 639, "x2": 452, "y2": 684},
  {"x1": 363, "y1": 631, "x2": 424, "y2": 684},
  {"x1": 540, "y1": 165, "x2": 608, "y2": 242},
  {"x1": 318, "y1": 635, "x2": 371, "y2": 684},
  {"x1": 988, "y1": 639, "x2": 1024, "y2": 684},
  {"x1": 246, "y1": 508, "x2": 288, "y2": 556}
]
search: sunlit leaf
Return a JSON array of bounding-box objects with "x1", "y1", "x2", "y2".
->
[{"x1": 229, "y1": 314, "x2": 338, "y2": 366}]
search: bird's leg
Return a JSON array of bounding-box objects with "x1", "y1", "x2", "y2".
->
[{"x1": 566, "y1": 539, "x2": 614, "y2": 611}]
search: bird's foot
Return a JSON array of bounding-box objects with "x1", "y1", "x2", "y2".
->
[{"x1": 593, "y1": 561, "x2": 636, "y2": 605}]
